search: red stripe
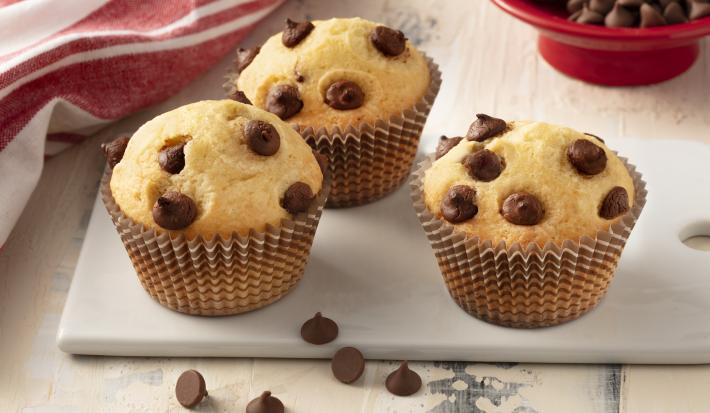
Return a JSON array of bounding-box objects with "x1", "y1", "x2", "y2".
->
[
  {"x1": 0, "y1": 24, "x2": 256, "y2": 152},
  {"x1": 0, "y1": 0, "x2": 276, "y2": 92}
]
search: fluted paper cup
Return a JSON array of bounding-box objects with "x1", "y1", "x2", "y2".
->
[
  {"x1": 101, "y1": 169, "x2": 330, "y2": 316},
  {"x1": 410, "y1": 154, "x2": 647, "y2": 328},
  {"x1": 226, "y1": 56, "x2": 442, "y2": 207}
]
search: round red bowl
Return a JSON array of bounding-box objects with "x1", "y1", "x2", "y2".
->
[{"x1": 492, "y1": 0, "x2": 710, "y2": 85}]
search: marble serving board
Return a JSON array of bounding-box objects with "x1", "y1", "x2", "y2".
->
[{"x1": 57, "y1": 137, "x2": 710, "y2": 364}]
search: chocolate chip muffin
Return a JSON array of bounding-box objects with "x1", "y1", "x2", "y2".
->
[
  {"x1": 102, "y1": 100, "x2": 329, "y2": 316},
  {"x1": 424, "y1": 118, "x2": 635, "y2": 246},
  {"x1": 228, "y1": 17, "x2": 441, "y2": 207},
  {"x1": 412, "y1": 114, "x2": 646, "y2": 328}
]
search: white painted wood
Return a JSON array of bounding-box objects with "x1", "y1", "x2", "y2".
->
[{"x1": 3, "y1": 0, "x2": 710, "y2": 411}]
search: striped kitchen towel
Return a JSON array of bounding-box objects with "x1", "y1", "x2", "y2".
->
[{"x1": 0, "y1": 0, "x2": 283, "y2": 247}]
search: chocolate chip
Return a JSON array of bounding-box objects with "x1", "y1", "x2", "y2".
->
[
  {"x1": 440, "y1": 185, "x2": 478, "y2": 224},
  {"x1": 501, "y1": 192, "x2": 544, "y2": 226},
  {"x1": 466, "y1": 114, "x2": 507, "y2": 142},
  {"x1": 266, "y1": 84, "x2": 303, "y2": 120},
  {"x1": 295, "y1": 71, "x2": 305, "y2": 82},
  {"x1": 435, "y1": 136, "x2": 463, "y2": 159},
  {"x1": 370, "y1": 26, "x2": 406, "y2": 57},
  {"x1": 690, "y1": 0, "x2": 710, "y2": 20},
  {"x1": 584, "y1": 132, "x2": 605, "y2": 144},
  {"x1": 664, "y1": 2, "x2": 689, "y2": 23},
  {"x1": 101, "y1": 135, "x2": 130, "y2": 169},
  {"x1": 235, "y1": 47, "x2": 260, "y2": 73},
  {"x1": 325, "y1": 80, "x2": 364, "y2": 110},
  {"x1": 385, "y1": 361, "x2": 421, "y2": 397},
  {"x1": 245, "y1": 120, "x2": 280, "y2": 156},
  {"x1": 567, "y1": 0, "x2": 586, "y2": 13},
  {"x1": 282, "y1": 182, "x2": 314, "y2": 214},
  {"x1": 331, "y1": 347, "x2": 365, "y2": 384},
  {"x1": 463, "y1": 149, "x2": 503, "y2": 182},
  {"x1": 617, "y1": 0, "x2": 644, "y2": 7},
  {"x1": 576, "y1": 4, "x2": 605, "y2": 24},
  {"x1": 152, "y1": 191, "x2": 197, "y2": 230},
  {"x1": 282, "y1": 18, "x2": 314, "y2": 48},
  {"x1": 606, "y1": 2, "x2": 636, "y2": 27},
  {"x1": 301, "y1": 312, "x2": 338, "y2": 345},
  {"x1": 590, "y1": 0, "x2": 615, "y2": 14},
  {"x1": 175, "y1": 370, "x2": 207, "y2": 408},
  {"x1": 246, "y1": 391, "x2": 284, "y2": 413},
  {"x1": 567, "y1": 139, "x2": 607, "y2": 175},
  {"x1": 599, "y1": 186, "x2": 630, "y2": 219},
  {"x1": 158, "y1": 143, "x2": 186, "y2": 174},
  {"x1": 641, "y1": 3, "x2": 667, "y2": 26},
  {"x1": 312, "y1": 150, "x2": 329, "y2": 174},
  {"x1": 229, "y1": 90, "x2": 252, "y2": 105}
]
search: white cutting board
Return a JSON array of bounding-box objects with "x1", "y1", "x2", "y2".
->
[{"x1": 57, "y1": 137, "x2": 710, "y2": 364}]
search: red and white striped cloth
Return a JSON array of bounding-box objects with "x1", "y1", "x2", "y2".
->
[{"x1": 0, "y1": 0, "x2": 283, "y2": 247}]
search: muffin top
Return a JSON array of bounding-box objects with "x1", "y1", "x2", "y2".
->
[
  {"x1": 109, "y1": 100, "x2": 323, "y2": 239},
  {"x1": 234, "y1": 17, "x2": 431, "y2": 130},
  {"x1": 423, "y1": 115, "x2": 635, "y2": 246}
]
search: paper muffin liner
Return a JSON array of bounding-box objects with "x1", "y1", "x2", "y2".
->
[
  {"x1": 410, "y1": 154, "x2": 647, "y2": 328},
  {"x1": 100, "y1": 168, "x2": 330, "y2": 316},
  {"x1": 225, "y1": 56, "x2": 442, "y2": 207}
]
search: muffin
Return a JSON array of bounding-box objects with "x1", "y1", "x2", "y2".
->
[
  {"x1": 101, "y1": 99, "x2": 329, "y2": 316},
  {"x1": 228, "y1": 17, "x2": 441, "y2": 207},
  {"x1": 411, "y1": 114, "x2": 646, "y2": 328}
]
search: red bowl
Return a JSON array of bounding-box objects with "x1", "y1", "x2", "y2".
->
[{"x1": 491, "y1": 0, "x2": 710, "y2": 85}]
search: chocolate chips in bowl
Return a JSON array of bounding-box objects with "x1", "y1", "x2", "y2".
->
[{"x1": 563, "y1": 0, "x2": 710, "y2": 27}]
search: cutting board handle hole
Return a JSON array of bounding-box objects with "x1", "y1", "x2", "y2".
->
[{"x1": 680, "y1": 221, "x2": 710, "y2": 252}]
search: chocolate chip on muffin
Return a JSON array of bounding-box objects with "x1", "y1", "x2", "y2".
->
[
  {"x1": 152, "y1": 191, "x2": 197, "y2": 230},
  {"x1": 441, "y1": 185, "x2": 478, "y2": 223},
  {"x1": 282, "y1": 182, "x2": 314, "y2": 214},
  {"x1": 229, "y1": 90, "x2": 252, "y2": 105},
  {"x1": 266, "y1": 84, "x2": 303, "y2": 120},
  {"x1": 501, "y1": 192, "x2": 544, "y2": 226},
  {"x1": 463, "y1": 149, "x2": 503, "y2": 182},
  {"x1": 370, "y1": 26, "x2": 406, "y2": 56},
  {"x1": 235, "y1": 47, "x2": 260, "y2": 73},
  {"x1": 158, "y1": 142, "x2": 186, "y2": 174},
  {"x1": 599, "y1": 186, "x2": 630, "y2": 219},
  {"x1": 466, "y1": 114, "x2": 507, "y2": 142},
  {"x1": 325, "y1": 80, "x2": 364, "y2": 110},
  {"x1": 101, "y1": 135, "x2": 130, "y2": 169},
  {"x1": 435, "y1": 136, "x2": 463, "y2": 159},
  {"x1": 282, "y1": 18, "x2": 315, "y2": 48},
  {"x1": 245, "y1": 120, "x2": 280, "y2": 156},
  {"x1": 567, "y1": 139, "x2": 607, "y2": 176}
]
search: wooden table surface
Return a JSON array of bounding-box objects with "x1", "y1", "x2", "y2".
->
[{"x1": 2, "y1": 0, "x2": 710, "y2": 411}]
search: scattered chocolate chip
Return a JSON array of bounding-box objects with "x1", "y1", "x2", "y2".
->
[
  {"x1": 435, "y1": 136, "x2": 463, "y2": 159},
  {"x1": 664, "y1": 2, "x2": 689, "y2": 23},
  {"x1": 325, "y1": 80, "x2": 365, "y2": 110},
  {"x1": 282, "y1": 18, "x2": 314, "y2": 48},
  {"x1": 440, "y1": 185, "x2": 478, "y2": 224},
  {"x1": 266, "y1": 84, "x2": 303, "y2": 120},
  {"x1": 501, "y1": 192, "x2": 545, "y2": 226},
  {"x1": 641, "y1": 3, "x2": 667, "y2": 26},
  {"x1": 175, "y1": 370, "x2": 207, "y2": 408},
  {"x1": 466, "y1": 114, "x2": 507, "y2": 142},
  {"x1": 301, "y1": 312, "x2": 338, "y2": 345},
  {"x1": 590, "y1": 0, "x2": 615, "y2": 14},
  {"x1": 245, "y1": 120, "x2": 280, "y2": 156},
  {"x1": 282, "y1": 182, "x2": 314, "y2": 214},
  {"x1": 235, "y1": 47, "x2": 260, "y2": 73},
  {"x1": 584, "y1": 132, "x2": 605, "y2": 144},
  {"x1": 152, "y1": 191, "x2": 197, "y2": 230},
  {"x1": 246, "y1": 391, "x2": 284, "y2": 413},
  {"x1": 312, "y1": 150, "x2": 329, "y2": 174},
  {"x1": 463, "y1": 149, "x2": 504, "y2": 182},
  {"x1": 101, "y1": 135, "x2": 130, "y2": 169},
  {"x1": 690, "y1": 0, "x2": 710, "y2": 20},
  {"x1": 229, "y1": 90, "x2": 252, "y2": 105},
  {"x1": 599, "y1": 186, "x2": 630, "y2": 219},
  {"x1": 567, "y1": 139, "x2": 607, "y2": 176},
  {"x1": 331, "y1": 347, "x2": 365, "y2": 384},
  {"x1": 370, "y1": 26, "x2": 406, "y2": 57},
  {"x1": 606, "y1": 2, "x2": 636, "y2": 26},
  {"x1": 158, "y1": 143, "x2": 186, "y2": 174},
  {"x1": 576, "y1": 4, "x2": 605, "y2": 24},
  {"x1": 385, "y1": 361, "x2": 421, "y2": 397}
]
